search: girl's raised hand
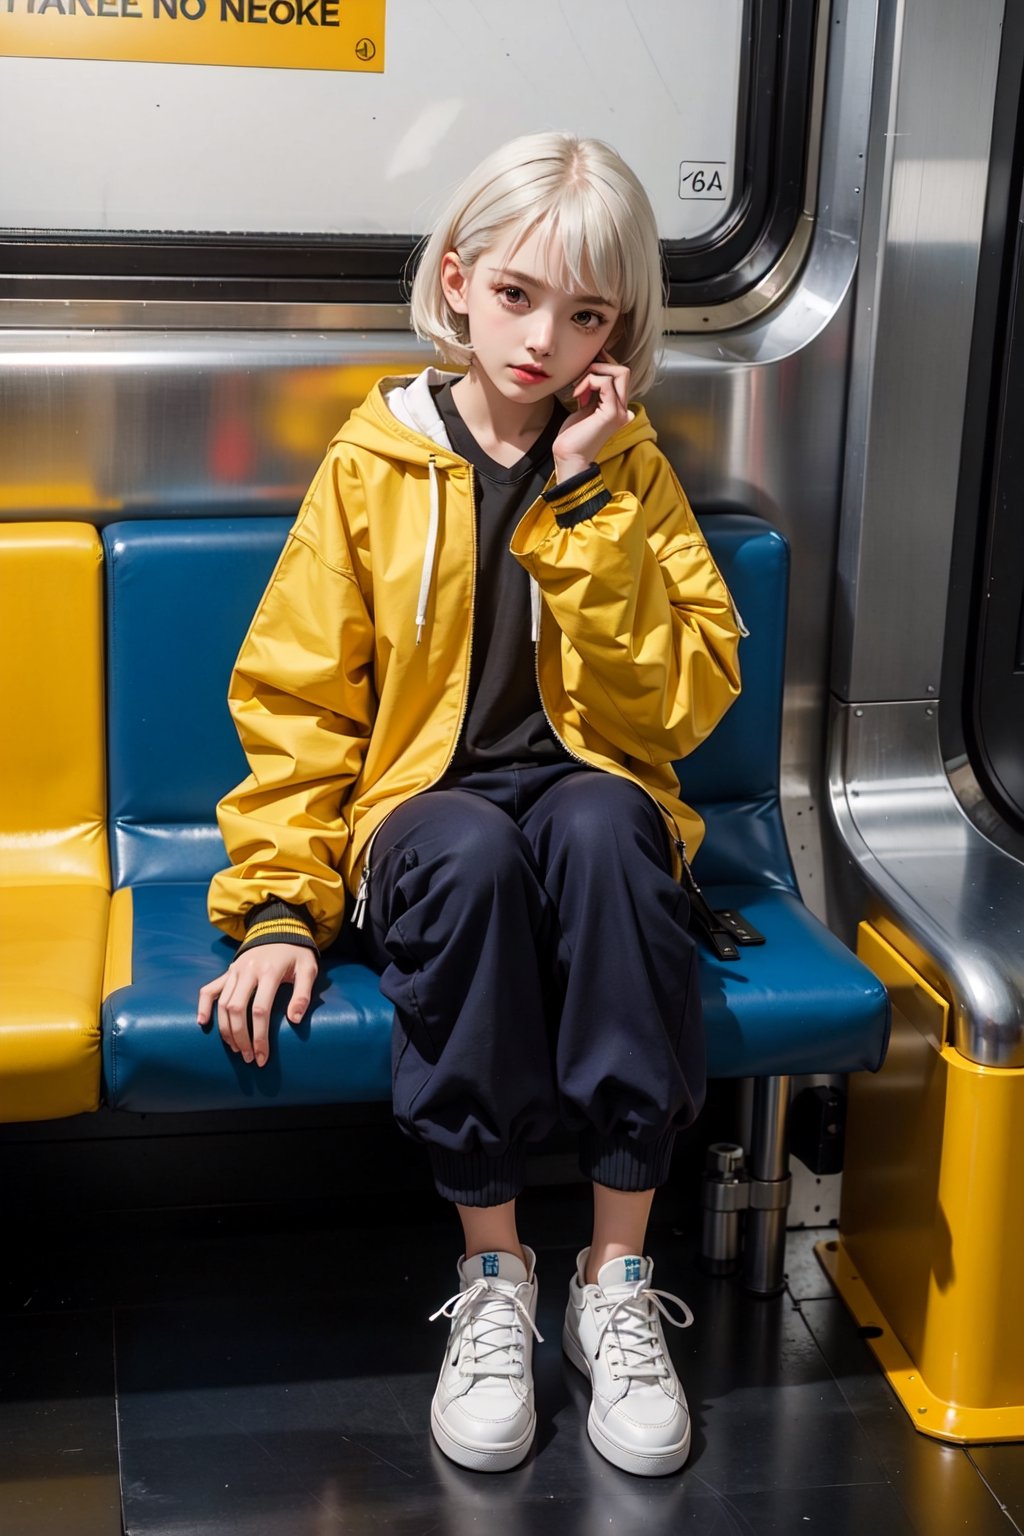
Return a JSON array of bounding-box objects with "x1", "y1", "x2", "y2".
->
[{"x1": 552, "y1": 350, "x2": 633, "y2": 482}]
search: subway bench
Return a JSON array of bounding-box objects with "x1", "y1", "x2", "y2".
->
[{"x1": 1, "y1": 514, "x2": 890, "y2": 1294}]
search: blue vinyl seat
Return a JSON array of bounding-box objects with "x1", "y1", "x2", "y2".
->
[{"x1": 100, "y1": 512, "x2": 888, "y2": 1287}]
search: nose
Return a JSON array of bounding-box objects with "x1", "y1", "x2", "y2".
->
[{"x1": 526, "y1": 311, "x2": 554, "y2": 357}]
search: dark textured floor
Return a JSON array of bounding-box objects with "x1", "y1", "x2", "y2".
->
[{"x1": 3, "y1": 1179, "x2": 1024, "y2": 1536}]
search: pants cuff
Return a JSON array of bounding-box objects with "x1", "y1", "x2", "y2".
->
[
  {"x1": 579, "y1": 1129, "x2": 676, "y2": 1191},
  {"x1": 428, "y1": 1144, "x2": 527, "y2": 1206}
]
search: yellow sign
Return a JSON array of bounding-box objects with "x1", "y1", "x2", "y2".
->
[{"x1": 0, "y1": 0, "x2": 385, "y2": 71}]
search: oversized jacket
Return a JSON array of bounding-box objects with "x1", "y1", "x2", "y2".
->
[{"x1": 208, "y1": 369, "x2": 744, "y2": 950}]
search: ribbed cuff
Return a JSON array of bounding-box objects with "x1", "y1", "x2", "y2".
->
[
  {"x1": 428, "y1": 1144, "x2": 528, "y2": 1207},
  {"x1": 543, "y1": 463, "x2": 612, "y2": 527},
  {"x1": 235, "y1": 899, "x2": 318, "y2": 958},
  {"x1": 579, "y1": 1129, "x2": 677, "y2": 1191}
]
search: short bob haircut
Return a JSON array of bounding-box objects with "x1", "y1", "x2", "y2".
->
[{"x1": 409, "y1": 133, "x2": 666, "y2": 399}]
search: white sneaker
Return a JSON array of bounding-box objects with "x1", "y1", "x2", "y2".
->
[
  {"x1": 563, "y1": 1248, "x2": 694, "y2": 1477},
  {"x1": 429, "y1": 1247, "x2": 542, "y2": 1472}
]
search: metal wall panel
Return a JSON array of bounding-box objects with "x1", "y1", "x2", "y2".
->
[
  {"x1": 833, "y1": 0, "x2": 1004, "y2": 706},
  {"x1": 827, "y1": 0, "x2": 1024, "y2": 1067}
]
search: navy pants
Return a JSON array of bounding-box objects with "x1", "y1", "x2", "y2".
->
[{"x1": 357, "y1": 762, "x2": 704, "y2": 1206}]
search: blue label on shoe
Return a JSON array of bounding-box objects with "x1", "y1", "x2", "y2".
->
[
  {"x1": 482, "y1": 1253, "x2": 500, "y2": 1277},
  {"x1": 624, "y1": 1257, "x2": 641, "y2": 1283}
]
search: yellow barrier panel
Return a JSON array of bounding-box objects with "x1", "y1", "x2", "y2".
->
[
  {"x1": 818, "y1": 921, "x2": 1024, "y2": 1442},
  {"x1": 0, "y1": 0, "x2": 385, "y2": 72}
]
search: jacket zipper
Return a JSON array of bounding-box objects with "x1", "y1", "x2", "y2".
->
[
  {"x1": 353, "y1": 462, "x2": 478, "y2": 929},
  {"x1": 532, "y1": 603, "x2": 685, "y2": 880}
]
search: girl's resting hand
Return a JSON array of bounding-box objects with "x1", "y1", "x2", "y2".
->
[
  {"x1": 552, "y1": 350, "x2": 633, "y2": 483},
  {"x1": 197, "y1": 942, "x2": 319, "y2": 1068}
]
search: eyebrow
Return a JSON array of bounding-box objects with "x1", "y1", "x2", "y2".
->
[{"x1": 488, "y1": 267, "x2": 614, "y2": 310}]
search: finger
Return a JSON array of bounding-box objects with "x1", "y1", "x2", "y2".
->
[
  {"x1": 581, "y1": 362, "x2": 630, "y2": 407},
  {"x1": 574, "y1": 371, "x2": 624, "y2": 413},
  {"x1": 214, "y1": 969, "x2": 239, "y2": 1049},
  {"x1": 197, "y1": 972, "x2": 228, "y2": 1026},
  {"x1": 286, "y1": 953, "x2": 319, "y2": 1024},
  {"x1": 221, "y1": 970, "x2": 257, "y2": 1061},
  {"x1": 249, "y1": 971, "x2": 278, "y2": 1068}
]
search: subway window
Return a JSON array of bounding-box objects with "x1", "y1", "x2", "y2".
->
[{"x1": 0, "y1": 0, "x2": 818, "y2": 309}]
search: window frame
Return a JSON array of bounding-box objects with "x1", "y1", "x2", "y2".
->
[
  {"x1": 944, "y1": 0, "x2": 1024, "y2": 836},
  {"x1": 0, "y1": 0, "x2": 819, "y2": 309}
]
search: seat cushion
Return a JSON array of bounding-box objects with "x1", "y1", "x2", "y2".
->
[
  {"x1": 103, "y1": 518, "x2": 290, "y2": 887},
  {"x1": 0, "y1": 523, "x2": 107, "y2": 885},
  {"x1": 699, "y1": 884, "x2": 890, "y2": 1077},
  {"x1": 0, "y1": 884, "x2": 108, "y2": 1121},
  {"x1": 101, "y1": 881, "x2": 890, "y2": 1112},
  {"x1": 102, "y1": 885, "x2": 391, "y2": 1112},
  {"x1": 678, "y1": 516, "x2": 790, "y2": 812}
]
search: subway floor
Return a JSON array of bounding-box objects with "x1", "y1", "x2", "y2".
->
[{"x1": 3, "y1": 1165, "x2": 1024, "y2": 1535}]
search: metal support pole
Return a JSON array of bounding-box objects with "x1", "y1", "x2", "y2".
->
[{"x1": 743, "y1": 1075, "x2": 793, "y2": 1296}]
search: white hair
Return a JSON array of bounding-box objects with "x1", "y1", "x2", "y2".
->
[{"x1": 409, "y1": 133, "x2": 666, "y2": 398}]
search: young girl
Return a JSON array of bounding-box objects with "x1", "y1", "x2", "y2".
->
[{"x1": 197, "y1": 133, "x2": 742, "y2": 1478}]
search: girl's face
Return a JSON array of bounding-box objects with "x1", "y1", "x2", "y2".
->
[{"x1": 441, "y1": 224, "x2": 622, "y2": 405}]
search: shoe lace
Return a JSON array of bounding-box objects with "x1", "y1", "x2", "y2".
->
[
  {"x1": 429, "y1": 1278, "x2": 544, "y2": 1379},
  {"x1": 591, "y1": 1283, "x2": 694, "y2": 1382}
]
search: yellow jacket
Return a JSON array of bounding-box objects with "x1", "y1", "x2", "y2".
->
[{"x1": 208, "y1": 370, "x2": 743, "y2": 949}]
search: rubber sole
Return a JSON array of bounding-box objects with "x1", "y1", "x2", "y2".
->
[
  {"x1": 562, "y1": 1321, "x2": 691, "y2": 1477},
  {"x1": 430, "y1": 1399, "x2": 535, "y2": 1472}
]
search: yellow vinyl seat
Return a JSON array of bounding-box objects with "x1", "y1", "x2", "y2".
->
[{"x1": 0, "y1": 524, "x2": 109, "y2": 1121}]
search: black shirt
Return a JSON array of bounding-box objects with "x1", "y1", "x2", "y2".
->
[{"x1": 432, "y1": 382, "x2": 572, "y2": 773}]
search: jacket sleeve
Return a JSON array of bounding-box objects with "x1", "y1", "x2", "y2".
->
[
  {"x1": 207, "y1": 458, "x2": 376, "y2": 950},
  {"x1": 510, "y1": 448, "x2": 742, "y2": 766}
]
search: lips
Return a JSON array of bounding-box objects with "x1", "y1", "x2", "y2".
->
[{"x1": 511, "y1": 364, "x2": 549, "y2": 383}]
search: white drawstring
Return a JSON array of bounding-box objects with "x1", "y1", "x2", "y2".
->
[
  {"x1": 415, "y1": 455, "x2": 545, "y2": 648},
  {"x1": 416, "y1": 453, "x2": 441, "y2": 644}
]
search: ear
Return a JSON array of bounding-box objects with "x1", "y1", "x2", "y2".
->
[{"x1": 440, "y1": 250, "x2": 470, "y2": 316}]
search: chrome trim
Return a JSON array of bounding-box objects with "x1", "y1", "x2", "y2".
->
[
  {"x1": 0, "y1": 300, "x2": 413, "y2": 332},
  {"x1": 945, "y1": 754, "x2": 1024, "y2": 863},
  {"x1": 664, "y1": 212, "x2": 815, "y2": 334},
  {"x1": 0, "y1": 219, "x2": 815, "y2": 340},
  {"x1": 829, "y1": 701, "x2": 1024, "y2": 1068}
]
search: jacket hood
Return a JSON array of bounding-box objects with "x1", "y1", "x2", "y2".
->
[
  {"x1": 336, "y1": 368, "x2": 659, "y2": 465},
  {"x1": 333, "y1": 368, "x2": 660, "y2": 650}
]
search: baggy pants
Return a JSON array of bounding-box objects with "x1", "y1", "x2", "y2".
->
[{"x1": 356, "y1": 761, "x2": 704, "y2": 1206}]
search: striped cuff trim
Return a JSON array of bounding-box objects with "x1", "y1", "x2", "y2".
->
[
  {"x1": 543, "y1": 467, "x2": 612, "y2": 527},
  {"x1": 237, "y1": 899, "x2": 317, "y2": 957},
  {"x1": 236, "y1": 924, "x2": 318, "y2": 957},
  {"x1": 543, "y1": 462, "x2": 600, "y2": 501},
  {"x1": 245, "y1": 919, "x2": 315, "y2": 942}
]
